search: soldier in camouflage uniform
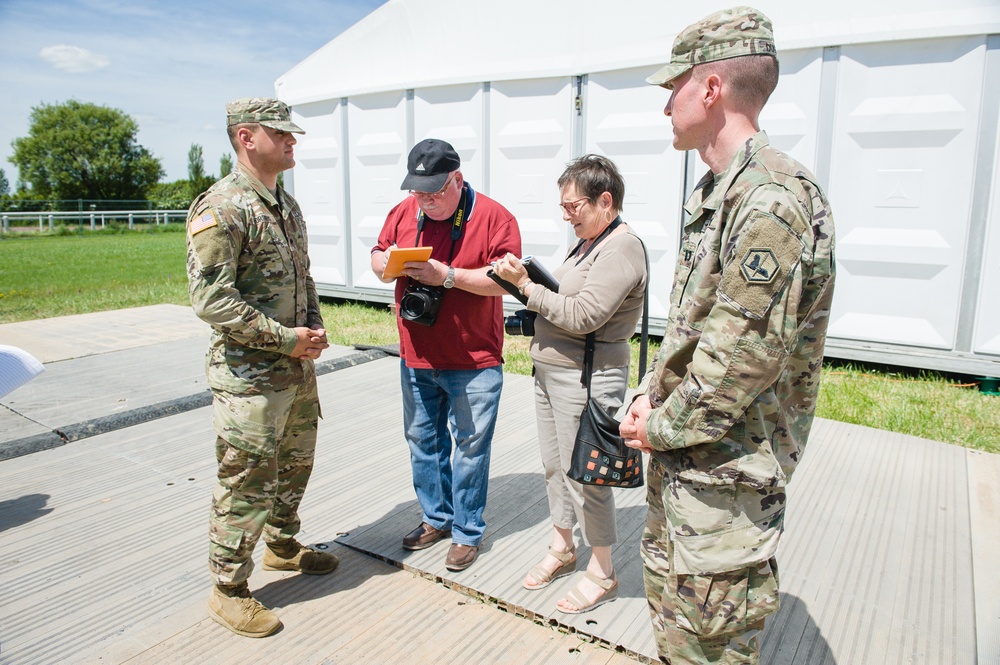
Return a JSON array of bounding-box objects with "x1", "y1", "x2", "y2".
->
[
  {"x1": 186, "y1": 98, "x2": 339, "y2": 638},
  {"x1": 619, "y1": 8, "x2": 837, "y2": 664}
]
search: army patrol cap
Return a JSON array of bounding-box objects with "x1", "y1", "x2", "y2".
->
[
  {"x1": 646, "y1": 6, "x2": 776, "y2": 88},
  {"x1": 226, "y1": 97, "x2": 305, "y2": 134}
]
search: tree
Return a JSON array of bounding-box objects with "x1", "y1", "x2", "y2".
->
[
  {"x1": 148, "y1": 179, "x2": 193, "y2": 210},
  {"x1": 0, "y1": 169, "x2": 9, "y2": 197},
  {"x1": 219, "y1": 153, "x2": 233, "y2": 179},
  {"x1": 10, "y1": 100, "x2": 164, "y2": 200},
  {"x1": 187, "y1": 143, "x2": 214, "y2": 199}
]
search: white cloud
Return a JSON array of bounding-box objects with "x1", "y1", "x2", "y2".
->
[{"x1": 39, "y1": 44, "x2": 110, "y2": 73}]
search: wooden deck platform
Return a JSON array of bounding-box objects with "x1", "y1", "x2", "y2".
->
[{"x1": 0, "y1": 306, "x2": 996, "y2": 664}]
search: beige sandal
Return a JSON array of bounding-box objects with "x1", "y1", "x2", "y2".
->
[
  {"x1": 522, "y1": 547, "x2": 577, "y2": 590},
  {"x1": 556, "y1": 570, "x2": 618, "y2": 614}
]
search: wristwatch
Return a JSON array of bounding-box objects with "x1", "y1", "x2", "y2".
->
[{"x1": 443, "y1": 265, "x2": 456, "y2": 289}]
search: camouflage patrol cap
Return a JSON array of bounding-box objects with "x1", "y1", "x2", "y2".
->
[
  {"x1": 646, "y1": 6, "x2": 776, "y2": 88},
  {"x1": 225, "y1": 97, "x2": 305, "y2": 134}
]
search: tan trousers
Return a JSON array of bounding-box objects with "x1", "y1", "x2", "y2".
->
[{"x1": 531, "y1": 359, "x2": 627, "y2": 547}]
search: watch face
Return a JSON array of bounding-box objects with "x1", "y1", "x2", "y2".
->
[{"x1": 444, "y1": 267, "x2": 455, "y2": 288}]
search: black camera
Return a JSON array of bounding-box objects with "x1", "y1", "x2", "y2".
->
[
  {"x1": 399, "y1": 282, "x2": 444, "y2": 327},
  {"x1": 504, "y1": 308, "x2": 537, "y2": 336}
]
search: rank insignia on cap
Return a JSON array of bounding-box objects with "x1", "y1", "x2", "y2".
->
[
  {"x1": 740, "y1": 248, "x2": 779, "y2": 284},
  {"x1": 189, "y1": 210, "x2": 218, "y2": 235}
]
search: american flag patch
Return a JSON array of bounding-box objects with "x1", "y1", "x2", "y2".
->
[{"x1": 189, "y1": 211, "x2": 218, "y2": 235}]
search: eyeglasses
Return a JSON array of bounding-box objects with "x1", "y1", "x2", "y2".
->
[
  {"x1": 559, "y1": 197, "x2": 590, "y2": 215},
  {"x1": 410, "y1": 172, "x2": 456, "y2": 199}
]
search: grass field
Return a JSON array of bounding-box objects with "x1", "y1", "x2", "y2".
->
[
  {"x1": 0, "y1": 228, "x2": 189, "y2": 323},
  {"x1": 3, "y1": 229, "x2": 998, "y2": 453}
]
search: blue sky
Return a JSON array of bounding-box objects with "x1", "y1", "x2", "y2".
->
[{"x1": 0, "y1": 0, "x2": 388, "y2": 187}]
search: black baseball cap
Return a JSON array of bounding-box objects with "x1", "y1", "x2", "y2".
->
[{"x1": 400, "y1": 139, "x2": 461, "y2": 192}]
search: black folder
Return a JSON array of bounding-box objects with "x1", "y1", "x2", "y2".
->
[{"x1": 487, "y1": 256, "x2": 560, "y2": 305}]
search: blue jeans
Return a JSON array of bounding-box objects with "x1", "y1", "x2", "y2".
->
[{"x1": 400, "y1": 361, "x2": 503, "y2": 546}]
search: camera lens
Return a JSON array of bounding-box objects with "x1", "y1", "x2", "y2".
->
[
  {"x1": 399, "y1": 283, "x2": 444, "y2": 326},
  {"x1": 504, "y1": 309, "x2": 536, "y2": 336},
  {"x1": 400, "y1": 292, "x2": 427, "y2": 319}
]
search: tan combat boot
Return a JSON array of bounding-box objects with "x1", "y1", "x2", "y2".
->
[
  {"x1": 207, "y1": 583, "x2": 281, "y2": 638},
  {"x1": 263, "y1": 538, "x2": 339, "y2": 575}
]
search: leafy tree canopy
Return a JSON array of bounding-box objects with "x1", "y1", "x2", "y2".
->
[
  {"x1": 11, "y1": 100, "x2": 164, "y2": 200},
  {"x1": 219, "y1": 153, "x2": 233, "y2": 179},
  {"x1": 148, "y1": 179, "x2": 193, "y2": 210},
  {"x1": 187, "y1": 143, "x2": 214, "y2": 200}
]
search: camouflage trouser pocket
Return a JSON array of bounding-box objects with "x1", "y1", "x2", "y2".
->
[
  {"x1": 670, "y1": 558, "x2": 779, "y2": 639},
  {"x1": 209, "y1": 521, "x2": 245, "y2": 552},
  {"x1": 212, "y1": 390, "x2": 289, "y2": 457}
]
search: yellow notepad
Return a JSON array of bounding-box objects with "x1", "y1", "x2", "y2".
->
[{"x1": 382, "y1": 246, "x2": 433, "y2": 279}]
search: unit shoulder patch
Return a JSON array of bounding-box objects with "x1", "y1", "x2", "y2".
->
[
  {"x1": 189, "y1": 210, "x2": 219, "y2": 236},
  {"x1": 739, "y1": 248, "x2": 779, "y2": 284},
  {"x1": 719, "y1": 210, "x2": 804, "y2": 319}
]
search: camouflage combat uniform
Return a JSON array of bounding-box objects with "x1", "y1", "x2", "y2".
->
[
  {"x1": 641, "y1": 131, "x2": 836, "y2": 663},
  {"x1": 186, "y1": 163, "x2": 323, "y2": 587}
]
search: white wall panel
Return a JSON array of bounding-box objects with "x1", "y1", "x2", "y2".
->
[
  {"x1": 974, "y1": 97, "x2": 1000, "y2": 357},
  {"x1": 348, "y1": 91, "x2": 408, "y2": 290},
  {"x1": 764, "y1": 48, "x2": 824, "y2": 174},
  {"x1": 489, "y1": 78, "x2": 573, "y2": 270},
  {"x1": 826, "y1": 36, "x2": 985, "y2": 349},
  {"x1": 292, "y1": 100, "x2": 345, "y2": 287},
  {"x1": 414, "y1": 84, "x2": 484, "y2": 190},
  {"x1": 586, "y1": 67, "x2": 680, "y2": 320}
]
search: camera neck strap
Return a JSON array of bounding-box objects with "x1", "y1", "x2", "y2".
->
[{"x1": 415, "y1": 185, "x2": 470, "y2": 265}]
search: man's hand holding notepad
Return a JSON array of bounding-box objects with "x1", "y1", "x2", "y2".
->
[{"x1": 382, "y1": 246, "x2": 433, "y2": 279}]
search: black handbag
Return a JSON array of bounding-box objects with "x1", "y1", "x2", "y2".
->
[
  {"x1": 566, "y1": 332, "x2": 644, "y2": 488},
  {"x1": 566, "y1": 234, "x2": 649, "y2": 489}
]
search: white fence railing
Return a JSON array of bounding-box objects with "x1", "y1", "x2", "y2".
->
[{"x1": 1, "y1": 210, "x2": 189, "y2": 232}]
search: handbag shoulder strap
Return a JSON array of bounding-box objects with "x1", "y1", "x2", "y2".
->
[
  {"x1": 581, "y1": 232, "x2": 650, "y2": 391},
  {"x1": 637, "y1": 236, "x2": 650, "y2": 379}
]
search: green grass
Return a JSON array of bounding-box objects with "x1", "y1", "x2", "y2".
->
[
  {"x1": 0, "y1": 228, "x2": 189, "y2": 323},
  {"x1": 3, "y1": 230, "x2": 997, "y2": 453},
  {"x1": 818, "y1": 363, "x2": 999, "y2": 452},
  {"x1": 319, "y1": 300, "x2": 661, "y2": 389}
]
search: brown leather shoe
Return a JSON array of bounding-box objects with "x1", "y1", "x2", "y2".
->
[
  {"x1": 402, "y1": 522, "x2": 451, "y2": 550},
  {"x1": 445, "y1": 543, "x2": 479, "y2": 571}
]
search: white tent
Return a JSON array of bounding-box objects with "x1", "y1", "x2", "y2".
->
[{"x1": 277, "y1": 0, "x2": 1000, "y2": 376}]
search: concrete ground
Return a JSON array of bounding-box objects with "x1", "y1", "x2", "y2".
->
[{"x1": 0, "y1": 305, "x2": 997, "y2": 664}]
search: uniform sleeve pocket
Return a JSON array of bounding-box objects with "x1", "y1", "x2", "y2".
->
[
  {"x1": 719, "y1": 211, "x2": 803, "y2": 320},
  {"x1": 696, "y1": 338, "x2": 786, "y2": 441}
]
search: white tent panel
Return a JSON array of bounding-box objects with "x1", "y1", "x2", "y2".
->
[
  {"x1": 974, "y1": 103, "x2": 1000, "y2": 358},
  {"x1": 762, "y1": 48, "x2": 825, "y2": 171},
  {"x1": 293, "y1": 99, "x2": 345, "y2": 287},
  {"x1": 414, "y1": 84, "x2": 485, "y2": 189},
  {"x1": 348, "y1": 91, "x2": 408, "y2": 290},
  {"x1": 827, "y1": 36, "x2": 985, "y2": 349},
  {"x1": 687, "y1": 47, "x2": 825, "y2": 199},
  {"x1": 586, "y1": 67, "x2": 679, "y2": 320},
  {"x1": 277, "y1": 0, "x2": 1000, "y2": 375},
  {"x1": 275, "y1": 0, "x2": 1000, "y2": 104},
  {"x1": 489, "y1": 77, "x2": 574, "y2": 270}
]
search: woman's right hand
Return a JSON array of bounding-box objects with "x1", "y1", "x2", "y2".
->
[{"x1": 493, "y1": 252, "x2": 528, "y2": 286}]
